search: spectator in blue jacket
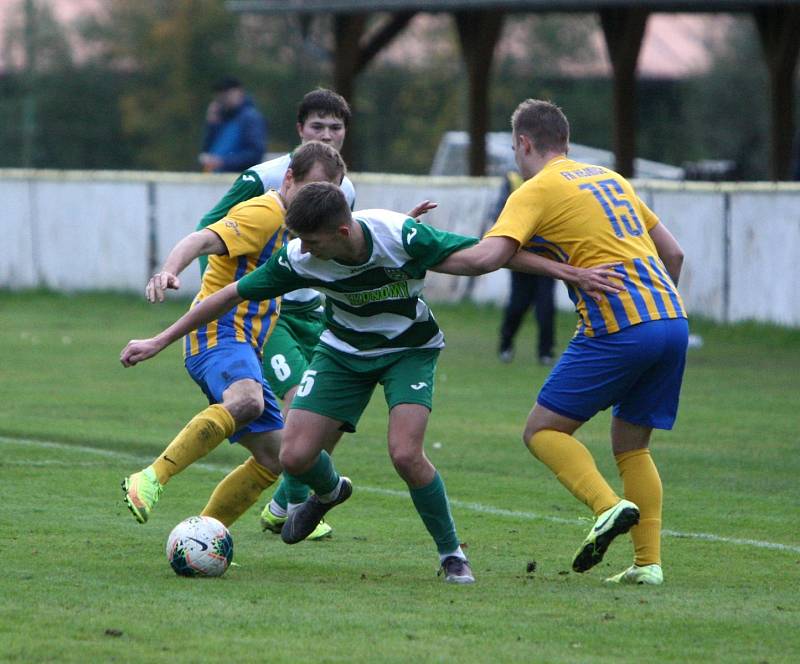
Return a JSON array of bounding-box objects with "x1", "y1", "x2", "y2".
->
[{"x1": 199, "y1": 76, "x2": 267, "y2": 173}]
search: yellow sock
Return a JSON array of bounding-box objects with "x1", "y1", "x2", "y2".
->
[
  {"x1": 527, "y1": 430, "x2": 620, "y2": 515},
  {"x1": 201, "y1": 457, "x2": 278, "y2": 527},
  {"x1": 615, "y1": 448, "x2": 662, "y2": 566},
  {"x1": 151, "y1": 404, "x2": 236, "y2": 485}
]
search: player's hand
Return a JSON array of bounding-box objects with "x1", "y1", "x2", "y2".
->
[
  {"x1": 145, "y1": 271, "x2": 181, "y2": 303},
  {"x1": 206, "y1": 100, "x2": 221, "y2": 123},
  {"x1": 198, "y1": 153, "x2": 224, "y2": 173},
  {"x1": 574, "y1": 263, "x2": 625, "y2": 303},
  {"x1": 120, "y1": 338, "x2": 161, "y2": 367},
  {"x1": 407, "y1": 200, "x2": 438, "y2": 219}
]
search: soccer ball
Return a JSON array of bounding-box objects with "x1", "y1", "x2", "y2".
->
[{"x1": 165, "y1": 516, "x2": 233, "y2": 577}]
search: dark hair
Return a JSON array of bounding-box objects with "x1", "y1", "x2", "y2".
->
[
  {"x1": 297, "y1": 88, "x2": 352, "y2": 128},
  {"x1": 511, "y1": 99, "x2": 569, "y2": 155},
  {"x1": 288, "y1": 141, "x2": 346, "y2": 184},
  {"x1": 213, "y1": 75, "x2": 242, "y2": 92},
  {"x1": 286, "y1": 182, "x2": 351, "y2": 235}
]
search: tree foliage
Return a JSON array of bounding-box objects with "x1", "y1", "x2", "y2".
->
[
  {"x1": 683, "y1": 17, "x2": 770, "y2": 179},
  {"x1": 0, "y1": 2, "x2": 794, "y2": 178},
  {"x1": 79, "y1": 0, "x2": 239, "y2": 170}
]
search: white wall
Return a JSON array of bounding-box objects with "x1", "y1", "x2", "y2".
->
[
  {"x1": 2, "y1": 169, "x2": 799, "y2": 326},
  {"x1": 728, "y1": 192, "x2": 800, "y2": 326},
  {"x1": 647, "y1": 189, "x2": 727, "y2": 320}
]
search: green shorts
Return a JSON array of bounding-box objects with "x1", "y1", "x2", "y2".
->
[
  {"x1": 262, "y1": 306, "x2": 325, "y2": 399},
  {"x1": 290, "y1": 345, "x2": 440, "y2": 432}
]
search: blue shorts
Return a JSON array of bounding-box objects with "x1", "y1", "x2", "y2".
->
[
  {"x1": 184, "y1": 342, "x2": 283, "y2": 443},
  {"x1": 537, "y1": 318, "x2": 688, "y2": 430}
]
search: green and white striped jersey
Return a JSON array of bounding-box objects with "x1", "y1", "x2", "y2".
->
[
  {"x1": 197, "y1": 152, "x2": 356, "y2": 306},
  {"x1": 237, "y1": 209, "x2": 477, "y2": 357}
]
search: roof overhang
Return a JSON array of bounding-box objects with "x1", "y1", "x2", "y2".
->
[{"x1": 227, "y1": 0, "x2": 800, "y2": 14}]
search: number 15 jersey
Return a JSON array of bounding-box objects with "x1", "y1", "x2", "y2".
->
[{"x1": 485, "y1": 157, "x2": 685, "y2": 337}]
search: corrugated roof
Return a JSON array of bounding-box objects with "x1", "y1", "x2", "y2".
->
[
  {"x1": 227, "y1": 0, "x2": 800, "y2": 14},
  {"x1": 430, "y1": 131, "x2": 685, "y2": 179}
]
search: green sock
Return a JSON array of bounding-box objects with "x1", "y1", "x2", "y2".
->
[
  {"x1": 282, "y1": 473, "x2": 311, "y2": 504},
  {"x1": 287, "y1": 451, "x2": 339, "y2": 497},
  {"x1": 271, "y1": 479, "x2": 288, "y2": 511},
  {"x1": 409, "y1": 472, "x2": 460, "y2": 555}
]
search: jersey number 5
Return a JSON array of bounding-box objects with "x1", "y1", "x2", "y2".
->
[
  {"x1": 579, "y1": 179, "x2": 644, "y2": 238},
  {"x1": 296, "y1": 370, "x2": 317, "y2": 397}
]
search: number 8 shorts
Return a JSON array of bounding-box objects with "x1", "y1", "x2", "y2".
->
[{"x1": 262, "y1": 307, "x2": 325, "y2": 399}]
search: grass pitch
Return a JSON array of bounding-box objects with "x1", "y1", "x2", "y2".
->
[{"x1": 0, "y1": 291, "x2": 798, "y2": 663}]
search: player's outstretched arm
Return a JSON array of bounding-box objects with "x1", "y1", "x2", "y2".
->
[
  {"x1": 121, "y1": 283, "x2": 244, "y2": 367},
  {"x1": 431, "y1": 236, "x2": 518, "y2": 276},
  {"x1": 146, "y1": 230, "x2": 227, "y2": 303},
  {"x1": 432, "y1": 235, "x2": 624, "y2": 303}
]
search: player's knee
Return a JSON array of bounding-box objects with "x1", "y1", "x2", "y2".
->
[
  {"x1": 248, "y1": 443, "x2": 281, "y2": 475},
  {"x1": 523, "y1": 428, "x2": 544, "y2": 458},
  {"x1": 522, "y1": 423, "x2": 538, "y2": 447},
  {"x1": 278, "y1": 445, "x2": 306, "y2": 476},
  {"x1": 226, "y1": 391, "x2": 264, "y2": 425},
  {"x1": 389, "y1": 446, "x2": 422, "y2": 478}
]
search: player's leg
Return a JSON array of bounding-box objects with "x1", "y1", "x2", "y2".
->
[
  {"x1": 261, "y1": 310, "x2": 335, "y2": 535},
  {"x1": 525, "y1": 332, "x2": 644, "y2": 572},
  {"x1": 524, "y1": 404, "x2": 625, "y2": 518},
  {"x1": 498, "y1": 271, "x2": 536, "y2": 362},
  {"x1": 604, "y1": 418, "x2": 663, "y2": 585},
  {"x1": 278, "y1": 348, "x2": 374, "y2": 544},
  {"x1": 388, "y1": 404, "x2": 474, "y2": 584},
  {"x1": 604, "y1": 317, "x2": 688, "y2": 585},
  {"x1": 122, "y1": 345, "x2": 262, "y2": 524},
  {"x1": 278, "y1": 409, "x2": 353, "y2": 543},
  {"x1": 260, "y1": 384, "x2": 340, "y2": 540},
  {"x1": 200, "y1": 429, "x2": 282, "y2": 527},
  {"x1": 199, "y1": 372, "x2": 285, "y2": 527},
  {"x1": 382, "y1": 348, "x2": 473, "y2": 583},
  {"x1": 261, "y1": 317, "x2": 308, "y2": 519}
]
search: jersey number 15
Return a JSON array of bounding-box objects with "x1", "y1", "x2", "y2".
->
[{"x1": 579, "y1": 179, "x2": 644, "y2": 239}]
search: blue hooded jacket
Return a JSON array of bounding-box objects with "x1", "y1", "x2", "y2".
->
[{"x1": 202, "y1": 95, "x2": 267, "y2": 172}]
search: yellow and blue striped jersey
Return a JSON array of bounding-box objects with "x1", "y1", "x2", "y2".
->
[
  {"x1": 184, "y1": 190, "x2": 288, "y2": 357},
  {"x1": 486, "y1": 157, "x2": 685, "y2": 337}
]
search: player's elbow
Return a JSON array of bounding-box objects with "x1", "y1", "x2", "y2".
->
[
  {"x1": 466, "y1": 250, "x2": 506, "y2": 275},
  {"x1": 660, "y1": 246, "x2": 684, "y2": 284},
  {"x1": 666, "y1": 246, "x2": 684, "y2": 271}
]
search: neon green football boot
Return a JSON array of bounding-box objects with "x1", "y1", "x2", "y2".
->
[
  {"x1": 604, "y1": 564, "x2": 664, "y2": 585},
  {"x1": 572, "y1": 499, "x2": 640, "y2": 573},
  {"x1": 260, "y1": 503, "x2": 333, "y2": 540},
  {"x1": 260, "y1": 504, "x2": 287, "y2": 534},
  {"x1": 122, "y1": 466, "x2": 164, "y2": 524}
]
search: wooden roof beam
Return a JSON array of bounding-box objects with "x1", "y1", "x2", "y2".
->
[
  {"x1": 600, "y1": 7, "x2": 649, "y2": 178},
  {"x1": 356, "y1": 11, "x2": 418, "y2": 75},
  {"x1": 455, "y1": 9, "x2": 505, "y2": 175},
  {"x1": 754, "y1": 5, "x2": 800, "y2": 180}
]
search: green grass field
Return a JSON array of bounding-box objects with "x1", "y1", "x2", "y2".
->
[{"x1": 1, "y1": 291, "x2": 798, "y2": 663}]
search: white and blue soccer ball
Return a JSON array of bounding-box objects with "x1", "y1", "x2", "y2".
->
[{"x1": 166, "y1": 516, "x2": 233, "y2": 577}]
